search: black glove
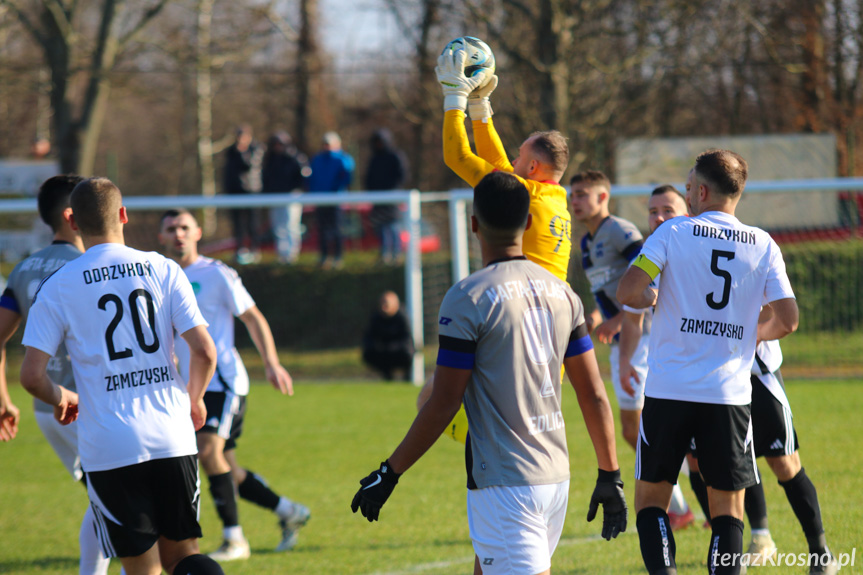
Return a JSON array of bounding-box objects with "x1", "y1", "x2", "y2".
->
[
  {"x1": 351, "y1": 460, "x2": 401, "y2": 522},
  {"x1": 586, "y1": 468, "x2": 627, "y2": 540}
]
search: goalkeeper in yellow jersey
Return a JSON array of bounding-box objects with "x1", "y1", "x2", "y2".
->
[
  {"x1": 438, "y1": 54, "x2": 572, "y2": 281},
  {"x1": 419, "y1": 48, "x2": 574, "y2": 447}
]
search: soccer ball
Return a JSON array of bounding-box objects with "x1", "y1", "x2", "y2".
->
[{"x1": 442, "y1": 36, "x2": 495, "y2": 85}]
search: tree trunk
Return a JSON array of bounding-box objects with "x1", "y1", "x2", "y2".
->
[
  {"x1": 296, "y1": 0, "x2": 319, "y2": 153},
  {"x1": 197, "y1": 0, "x2": 217, "y2": 235}
]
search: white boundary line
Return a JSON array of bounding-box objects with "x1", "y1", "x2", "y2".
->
[{"x1": 365, "y1": 531, "x2": 632, "y2": 575}]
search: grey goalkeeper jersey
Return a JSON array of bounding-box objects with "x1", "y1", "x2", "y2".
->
[
  {"x1": 437, "y1": 257, "x2": 593, "y2": 489},
  {"x1": 0, "y1": 241, "x2": 82, "y2": 413}
]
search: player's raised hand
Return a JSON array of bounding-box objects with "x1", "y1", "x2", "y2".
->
[
  {"x1": 436, "y1": 49, "x2": 491, "y2": 112},
  {"x1": 351, "y1": 460, "x2": 401, "y2": 522},
  {"x1": 586, "y1": 468, "x2": 627, "y2": 540},
  {"x1": 266, "y1": 364, "x2": 293, "y2": 396},
  {"x1": 467, "y1": 75, "x2": 498, "y2": 122},
  {"x1": 54, "y1": 387, "x2": 79, "y2": 426},
  {"x1": 0, "y1": 398, "x2": 20, "y2": 441}
]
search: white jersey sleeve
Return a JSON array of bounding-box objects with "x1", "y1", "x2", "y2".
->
[
  {"x1": 22, "y1": 275, "x2": 67, "y2": 357},
  {"x1": 764, "y1": 239, "x2": 795, "y2": 303}
]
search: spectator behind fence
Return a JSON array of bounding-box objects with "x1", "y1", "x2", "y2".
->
[
  {"x1": 263, "y1": 131, "x2": 308, "y2": 264},
  {"x1": 365, "y1": 129, "x2": 408, "y2": 264},
  {"x1": 362, "y1": 291, "x2": 414, "y2": 381},
  {"x1": 224, "y1": 124, "x2": 264, "y2": 265},
  {"x1": 307, "y1": 132, "x2": 354, "y2": 269}
]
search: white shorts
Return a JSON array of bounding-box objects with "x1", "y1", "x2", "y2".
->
[
  {"x1": 34, "y1": 410, "x2": 82, "y2": 481},
  {"x1": 467, "y1": 480, "x2": 569, "y2": 575},
  {"x1": 609, "y1": 336, "x2": 649, "y2": 411}
]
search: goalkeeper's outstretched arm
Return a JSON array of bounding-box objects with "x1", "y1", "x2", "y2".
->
[
  {"x1": 442, "y1": 110, "x2": 496, "y2": 188},
  {"x1": 472, "y1": 117, "x2": 513, "y2": 172}
]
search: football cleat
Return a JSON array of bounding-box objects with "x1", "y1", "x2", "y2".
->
[
  {"x1": 276, "y1": 502, "x2": 311, "y2": 552},
  {"x1": 810, "y1": 553, "x2": 839, "y2": 575},
  {"x1": 668, "y1": 508, "x2": 696, "y2": 531},
  {"x1": 208, "y1": 537, "x2": 251, "y2": 561},
  {"x1": 746, "y1": 532, "x2": 778, "y2": 566}
]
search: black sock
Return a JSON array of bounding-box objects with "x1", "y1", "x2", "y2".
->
[
  {"x1": 637, "y1": 507, "x2": 677, "y2": 575},
  {"x1": 779, "y1": 468, "x2": 827, "y2": 554},
  {"x1": 174, "y1": 553, "x2": 225, "y2": 575},
  {"x1": 708, "y1": 515, "x2": 745, "y2": 575},
  {"x1": 238, "y1": 469, "x2": 280, "y2": 511},
  {"x1": 208, "y1": 472, "x2": 239, "y2": 528},
  {"x1": 745, "y1": 481, "x2": 769, "y2": 530},
  {"x1": 689, "y1": 472, "x2": 711, "y2": 524}
]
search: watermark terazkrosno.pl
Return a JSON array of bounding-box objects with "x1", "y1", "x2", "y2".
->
[{"x1": 712, "y1": 549, "x2": 855, "y2": 569}]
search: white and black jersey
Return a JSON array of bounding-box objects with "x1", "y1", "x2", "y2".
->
[
  {"x1": 173, "y1": 256, "x2": 254, "y2": 396},
  {"x1": 22, "y1": 243, "x2": 207, "y2": 472},
  {"x1": 436, "y1": 257, "x2": 593, "y2": 489},
  {"x1": 633, "y1": 211, "x2": 795, "y2": 405}
]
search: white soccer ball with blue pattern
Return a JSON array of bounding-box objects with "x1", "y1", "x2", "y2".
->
[{"x1": 442, "y1": 36, "x2": 495, "y2": 87}]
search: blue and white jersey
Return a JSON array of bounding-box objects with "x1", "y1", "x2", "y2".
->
[{"x1": 581, "y1": 215, "x2": 643, "y2": 322}]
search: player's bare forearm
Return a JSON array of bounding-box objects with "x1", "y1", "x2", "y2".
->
[
  {"x1": 617, "y1": 311, "x2": 643, "y2": 366},
  {"x1": 565, "y1": 351, "x2": 619, "y2": 472},
  {"x1": 756, "y1": 297, "x2": 799, "y2": 342},
  {"x1": 20, "y1": 347, "x2": 62, "y2": 405},
  {"x1": 443, "y1": 110, "x2": 494, "y2": 188},
  {"x1": 617, "y1": 266, "x2": 657, "y2": 309},
  {"x1": 240, "y1": 306, "x2": 279, "y2": 368},
  {"x1": 388, "y1": 365, "x2": 470, "y2": 474},
  {"x1": 240, "y1": 306, "x2": 293, "y2": 394},
  {"x1": 179, "y1": 325, "x2": 217, "y2": 402}
]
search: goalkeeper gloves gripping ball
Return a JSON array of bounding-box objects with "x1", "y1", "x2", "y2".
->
[
  {"x1": 586, "y1": 468, "x2": 628, "y2": 540},
  {"x1": 467, "y1": 75, "x2": 498, "y2": 123},
  {"x1": 351, "y1": 460, "x2": 401, "y2": 522},
  {"x1": 436, "y1": 50, "x2": 491, "y2": 112}
]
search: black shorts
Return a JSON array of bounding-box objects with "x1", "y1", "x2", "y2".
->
[
  {"x1": 198, "y1": 391, "x2": 246, "y2": 451},
  {"x1": 752, "y1": 370, "x2": 799, "y2": 458},
  {"x1": 637, "y1": 397, "x2": 758, "y2": 491},
  {"x1": 86, "y1": 455, "x2": 202, "y2": 558}
]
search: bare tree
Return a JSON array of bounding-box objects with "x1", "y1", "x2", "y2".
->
[{"x1": 0, "y1": 0, "x2": 171, "y2": 174}]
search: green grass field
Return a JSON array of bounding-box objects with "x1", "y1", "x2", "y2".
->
[{"x1": 1, "y1": 375, "x2": 861, "y2": 574}]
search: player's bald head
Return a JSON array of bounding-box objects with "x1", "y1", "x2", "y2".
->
[
  {"x1": 473, "y1": 172, "x2": 530, "y2": 243},
  {"x1": 70, "y1": 177, "x2": 124, "y2": 236},
  {"x1": 694, "y1": 149, "x2": 748, "y2": 198}
]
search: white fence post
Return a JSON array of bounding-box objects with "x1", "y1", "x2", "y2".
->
[{"x1": 403, "y1": 189, "x2": 425, "y2": 385}]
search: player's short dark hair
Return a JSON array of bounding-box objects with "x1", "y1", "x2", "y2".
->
[
  {"x1": 651, "y1": 184, "x2": 686, "y2": 202},
  {"x1": 569, "y1": 169, "x2": 611, "y2": 191},
  {"x1": 528, "y1": 131, "x2": 569, "y2": 175},
  {"x1": 694, "y1": 149, "x2": 748, "y2": 198},
  {"x1": 473, "y1": 172, "x2": 530, "y2": 235},
  {"x1": 37, "y1": 174, "x2": 85, "y2": 232},
  {"x1": 160, "y1": 208, "x2": 196, "y2": 226},
  {"x1": 70, "y1": 177, "x2": 123, "y2": 236}
]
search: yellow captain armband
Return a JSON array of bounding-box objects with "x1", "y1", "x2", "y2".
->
[{"x1": 632, "y1": 254, "x2": 661, "y2": 280}]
